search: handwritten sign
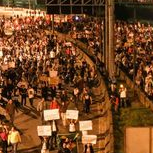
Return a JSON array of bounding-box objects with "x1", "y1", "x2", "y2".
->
[
  {"x1": 82, "y1": 135, "x2": 97, "y2": 144},
  {"x1": 37, "y1": 125, "x2": 52, "y2": 136},
  {"x1": 79, "y1": 120, "x2": 92, "y2": 131},
  {"x1": 44, "y1": 109, "x2": 60, "y2": 121},
  {"x1": 49, "y1": 71, "x2": 58, "y2": 77},
  {"x1": 66, "y1": 110, "x2": 79, "y2": 120}
]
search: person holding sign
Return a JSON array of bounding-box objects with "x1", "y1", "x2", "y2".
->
[
  {"x1": 49, "y1": 120, "x2": 58, "y2": 150},
  {"x1": 84, "y1": 143, "x2": 94, "y2": 153},
  {"x1": 41, "y1": 136, "x2": 49, "y2": 153},
  {"x1": 50, "y1": 97, "x2": 60, "y2": 110},
  {"x1": 37, "y1": 98, "x2": 46, "y2": 123},
  {"x1": 60, "y1": 90, "x2": 69, "y2": 127},
  {"x1": 69, "y1": 119, "x2": 77, "y2": 133}
]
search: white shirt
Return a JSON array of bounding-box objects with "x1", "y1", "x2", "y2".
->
[
  {"x1": 120, "y1": 88, "x2": 127, "y2": 98},
  {"x1": 69, "y1": 122, "x2": 75, "y2": 132}
]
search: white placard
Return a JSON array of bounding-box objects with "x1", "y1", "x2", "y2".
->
[
  {"x1": 49, "y1": 71, "x2": 58, "y2": 77},
  {"x1": 44, "y1": 109, "x2": 60, "y2": 121},
  {"x1": 37, "y1": 125, "x2": 52, "y2": 136},
  {"x1": 79, "y1": 120, "x2": 92, "y2": 131},
  {"x1": 82, "y1": 135, "x2": 97, "y2": 144},
  {"x1": 66, "y1": 110, "x2": 79, "y2": 120}
]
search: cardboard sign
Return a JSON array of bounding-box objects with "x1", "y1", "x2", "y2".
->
[
  {"x1": 44, "y1": 109, "x2": 60, "y2": 121},
  {"x1": 48, "y1": 77, "x2": 59, "y2": 85},
  {"x1": 49, "y1": 71, "x2": 58, "y2": 77},
  {"x1": 8, "y1": 62, "x2": 15, "y2": 68},
  {"x1": 79, "y1": 120, "x2": 92, "y2": 131},
  {"x1": 37, "y1": 125, "x2": 52, "y2": 136},
  {"x1": 66, "y1": 110, "x2": 79, "y2": 120},
  {"x1": 1, "y1": 64, "x2": 8, "y2": 71},
  {"x1": 82, "y1": 135, "x2": 97, "y2": 144},
  {"x1": 39, "y1": 75, "x2": 48, "y2": 82}
]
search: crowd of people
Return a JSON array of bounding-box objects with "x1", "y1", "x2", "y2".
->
[
  {"x1": 0, "y1": 14, "x2": 97, "y2": 153},
  {"x1": 56, "y1": 17, "x2": 102, "y2": 57},
  {"x1": 114, "y1": 21, "x2": 153, "y2": 99}
]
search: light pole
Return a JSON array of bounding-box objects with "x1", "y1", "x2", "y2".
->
[
  {"x1": 28, "y1": 0, "x2": 31, "y2": 10},
  {"x1": 108, "y1": 0, "x2": 116, "y2": 79}
]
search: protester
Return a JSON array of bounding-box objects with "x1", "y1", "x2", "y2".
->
[
  {"x1": 119, "y1": 84, "x2": 127, "y2": 108},
  {"x1": 5, "y1": 99, "x2": 18, "y2": 124},
  {"x1": 50, "y1": 97, "x2": 60, "y2": 110},
  {"x1": 0, "y1": 127, "x2": 8, "y2": 153},
  {"x1": 27, "y1": 85, "x2": 35, "y2": 107},
  {"x1": 49, "y1": 120, "x2": 58, "y2": 150},
  {"x1": 36, "y1": 98, "x2": 46, "y2": 123},
  {"x1": 8, "y1": 127, "x2": 21, "y2": 153}
]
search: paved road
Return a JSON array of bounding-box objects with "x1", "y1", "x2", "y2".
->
[{"x1": 0, "y1": 49, "x2": 105, "y2": 153}]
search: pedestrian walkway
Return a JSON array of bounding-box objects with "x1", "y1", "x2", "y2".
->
[{"x1": 1, "y1": 42, "x2": 108, "y2": 153}]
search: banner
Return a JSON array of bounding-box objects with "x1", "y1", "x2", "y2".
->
[
  {"x1": 66, "y1": 110, "x2": 79, "y2": 120},
  {"x1": 37, "y1": 125, "x2": 52, "y2": 136},
  {"x1": 79, "y1": 120, "x2": 92, "y2": 131},
  {"x1": 49, "y1": 71, "x2": 58, "y2": 77},
  {"x1": 82, "y1": 135, "x2": 97, "y2": 144},
  {"x1": 44, "y1": 109, "x2": 60, "y2": 121}
]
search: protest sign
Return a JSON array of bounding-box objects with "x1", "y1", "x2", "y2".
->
[
  {"x1": 79, "y1": 120, "x2": 92, "y2": 131},
  {"x1": 66, "y1": 110, "x2": 79, "y2": 120},
  {"x1": 8, "y1": 62, "x2": 15, "y2": 68},
  {"x1": 37, "y1": 125, "x2": 52, "y2": 136},
  {"x1": 48, "y1": 77, "x2": 59, "y2": 85},
  {"x1": 44, "y1": 109, "x2": 60, "y2": 121},
  {"x1": 49, "y1": 71, "x2": 58, "y2": 77},
  {"x1": 82, "y1": 135, "x2": 97, "y2": 144},
  {"x1": 39, "y1": 75, "x2": 48, "y2": 82}
]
